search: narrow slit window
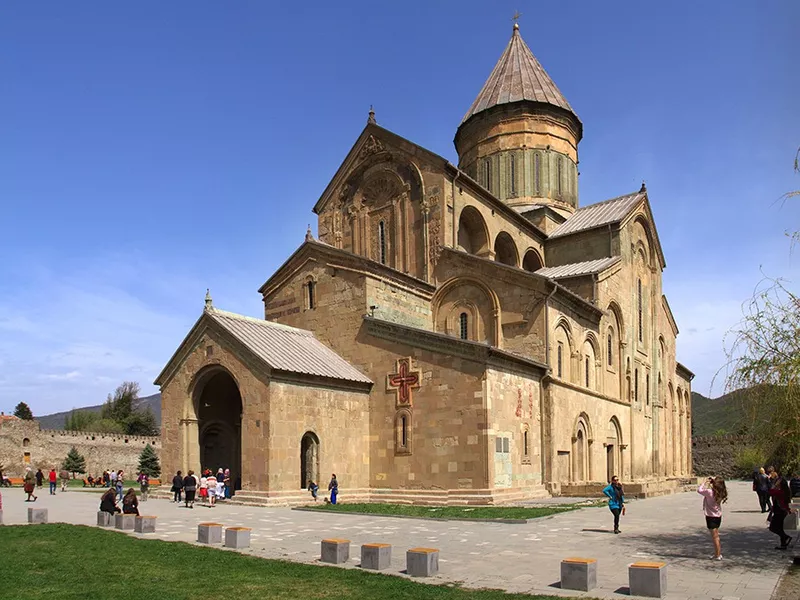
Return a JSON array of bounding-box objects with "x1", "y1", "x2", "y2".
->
[
  {"x1": 634, "y1": 368, "x2": 639, "y2": 404},
  {"x1": 509, "y1": 154, "x2": 516, "y2": 195},
  {"x1": 307, "y1": 281, "x2": 315, "y2": 310},
  {"x1": 484, "y1": 158, "x2": 492, "y2": 192},
  {"x1": 378, "y1": 221, "x2": 387, "y2": 265},
  {"x1": 585, "y1": 356, "x2": 590, "y2": 388},
  {"x1": 607, "y1": 332, "x2": 613, "y2": 366},
  {"x1": 646, "y1": 373, "x2": 650, "y2": 406},
  {"x1": 637, "y1": 279, "x2": 643, "y2": 342},
  {"x1": 557, "y1": 344, "x2": 563, "y2": 378},
  {"x1": 401, "y1": 415, "x2": 407, "y2": 447},
  {"x1": 557, "y1": 156, "x2": 563, "y2": 197},
  {"x1": 459, "y1": 312, "x2": 468, "y2": 340},
  {"x1": 523, "y1": 430, "x2": 529, "y2": 457}
]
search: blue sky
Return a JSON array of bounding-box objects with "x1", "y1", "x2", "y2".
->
[{"x1": 1, "y1": 1, "x2": 798, "y2": 415}]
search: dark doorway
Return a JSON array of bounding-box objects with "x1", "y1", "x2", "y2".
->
[
  {"x1": 300, "y1": 432, "x2": 319, "y2": 489},
  {"x1": 196, "y1": 370, "x2": 242, "y2": 480},
  {"x1": 606, "y1": 445, "x2": 615, "y2": 482}
]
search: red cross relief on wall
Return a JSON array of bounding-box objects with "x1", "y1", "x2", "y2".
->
[{"x1": 387, "y1": 357, "x2": 420, "y2": 406}]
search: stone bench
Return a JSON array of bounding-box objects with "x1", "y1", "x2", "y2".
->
[
  {"x1": 198, "y1": 522, "x2": 223, "y2": 544},
  {"x1": 115, "y1": 513, "x2": 136, "y2": 530},
  {"x1": 361, "y1": 543, "x2": 391, "y2": 570},
  {"x1": 97, "y1": 511, "x2": 113, "y2": 527},
  {"x1": 134, "y1": 515, "x2": 157, "y2": 533},
  {"x1": 321, "y1": 538, "x2": 350, "y2": 564},
  {"x1": 406, "y1": 547, "x2": 439, "y2": 577},
  {"x1": 629, "y1": 561, "x2": 667, "y2": 598},
  {"x1": 28, "y1": 508, "x2": 48, "y2": 524},
  {"x1": 560, "y1": 557, "x2": 597, "y2": 592},
  {"x1": 225, "y1": 527, "x2": 251, "y2": 549}
]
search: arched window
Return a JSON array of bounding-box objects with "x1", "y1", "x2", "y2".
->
[
  {"x1": 557, "y1": 156, "x2": 564, "y2": 197},
  {"x1": 22, "y1": 437, "x2": 30, "y2": 448},
  {"x1": 534, "y1": 153, "x2": 541, "y2": 193},
  {"x1": 378, "y1": 220, "x2": 387, "y2": 265},
  {"x1": 306, "y1": 281, "x2": 316, "y2": 310},
  {"x1": 483, "y1": 158, "x2": 492, "y2": 192},
  {"x1": 523, "y1": 429, "x2": 529, "y2": 458},
  {"x1": 585, "y1": 357, "x2": 590, "y2": 388},
  {"x1": 637, "y1": 279, "x2": 643, "y2": 342},
  {"x1": 557, "y1": 344, "x2": 563, "y2": 378},
  {"x1": 509, "y1": 154, "x2": 516, "y2": 196},
  {"x1": 396, "y1": 410, "x2": 411, "y2": 454},
  {"x1": 459, "y1": 312, "x2": 468, "y2": 340},
  {"x1": 607, "y1": 331, "x2": 613, "y2": 366},
  {"x1": 634, "y1": 368, "x2": 639, "y2": 404},
  {"x1": 401, "y1": 414, "x2": 408, "y2": 446}
]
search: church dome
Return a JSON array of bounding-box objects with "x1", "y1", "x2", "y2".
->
[{"x1": 455, "y1": 24, "x2": 583, "y2": 215}]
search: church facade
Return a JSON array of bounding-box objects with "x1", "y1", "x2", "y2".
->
[{"x1": 156, "y1": 24, "x2": 694, "y2": 504}]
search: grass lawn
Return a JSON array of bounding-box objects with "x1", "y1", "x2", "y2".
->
[
  {"x1": 0, "y1": 524, "x2": 583, "y2": 600},
  {"x1": 302, "y1": 503, "x2": 584, "y2": 520}
]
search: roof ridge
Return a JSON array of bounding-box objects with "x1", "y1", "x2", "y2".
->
[
  {"x1": 207, "y1": 307, "x2": 314, "y2": 337},
  {"x1": 576, "y1": 190, "x2": 643, "y2": 211}
]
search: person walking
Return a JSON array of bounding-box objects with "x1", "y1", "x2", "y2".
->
[
  {"x1": 327, "y1": 474, "x2": 339, "y2": 505},
  {"x1": 698, "y1": 476, "x2": 728, "y2": 560},
  {"x1": 59, "y1": 468, "x2": 69, "y2": 492},
  {"x1": 602, "y1": 475, "x2": 626, "y2": 534},
  {"x1": 48, "y1": 468, "x2": 57, "y2": 495},
  {"x1": 768, "y1": 471, "x2": 794, "y2": 550},
  {"x1": 35, "y1": 468, "x2": 44, "y2": 488},
  {"x1": 308, "y1": 480, "x2": 319, "y2": 502},
  {"x1": 171, "y1": 470, "x2": 183, "y2": 503},
  {"x1": 23, "y1": 467, "x2": 37, "y2": 502},
  {"x1": 109, "y1": 469, "x2": 117, "y2": 489},
  {"x1": 138, "y1": 472, "x2": 149, "y2": 502},
  {"x1": 755, "y1": 467, "x2": 772, "y2": 513},
  {"x1": 183, "y1": 470, "x2": 197, "y2": 509},
  {"x1": 115, "y1": 470, "x2": 124, "y2": 501}
]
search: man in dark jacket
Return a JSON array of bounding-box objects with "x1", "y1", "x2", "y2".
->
[
  {"x1": 790, "y1": 473, "x2": 800, "y2": 499},
  {"x1": 172, "y1": 471, "x2": 183, "y2": 503}
]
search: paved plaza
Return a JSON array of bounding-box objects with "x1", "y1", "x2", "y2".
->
[{"x1": 1, "y1": 481, "x2": 792, "y2": 599}]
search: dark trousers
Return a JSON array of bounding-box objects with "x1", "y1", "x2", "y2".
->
[
  {"x1": 757, "y1": 490, "x2": 772, "y2": 513},
  {"x1": 610, "y1": 508, "x2": 621, "y2": 531},
  {"x1": 173, "y1": 488, "x2": 182, "y2": 502},
  {"x1": 769, "y1": 508, "x2": 790, "y2": 545}
]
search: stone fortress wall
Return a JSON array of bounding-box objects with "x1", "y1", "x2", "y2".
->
[
  {"x1": 0, "y1": 417, "x2": 161, "y2": 478},
  {"x1": 692, "y1": 434, "x2": 751, "y2": 480}
]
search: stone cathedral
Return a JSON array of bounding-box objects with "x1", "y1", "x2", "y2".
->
[{"x1": 156, "y1": 24, "x2": 694, "y2": 504}]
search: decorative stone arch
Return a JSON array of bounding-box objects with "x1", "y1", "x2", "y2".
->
[
  {"x1": 552, "y1": 317, "x2": 574, "y2": 382},
  {"x1": 572, "y1": 414, "x2": 592, "y2": 482},
  {"x1": 606, "y1": 417, "x2": 624, "y2": 482},
  {"x1": 22, "y1": 437, "x2": 30, "y2": 448},
  {"x1": 395, "y1": 408, "x2": 412, "y2": 455},
  {"x1": 494, "y1": 231, "x2": 519, "y2": 267},
  {"x1": 303, "y1": 274, "x2": 318, "y2": 311},
  {"x1": 582, "y1": 333, "x2": 600, "y2": 391},
  {"x1": 432, "y1": 276, "x2": 501, "y2": 346},
  {"x1": 631, "y1": 214, "x2": 658, "y2": 270},
  {"x1": 522, "y1": 248, "x2": 544, "y2": 272},
  {"x1": 457, "y1": 205, "x2": 491, "y2": 257},
  {"x1": 300, "y1": 431, "x2": 320, "y2": 489}
]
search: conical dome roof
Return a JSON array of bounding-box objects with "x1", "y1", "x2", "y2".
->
[{"x1": 461, "y1": 24, "x2": 580, "y2": 126}]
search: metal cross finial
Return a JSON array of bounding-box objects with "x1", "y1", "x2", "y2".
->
[
  {"x1": 368, "y1": 105, "x2": 376, "y2": 124},
  {"x1": 204, "y1": 288, "x2": 213, "y2": 311},
  {"x1": 512, "y1": 10, "x2": 522, "y2": 29}
]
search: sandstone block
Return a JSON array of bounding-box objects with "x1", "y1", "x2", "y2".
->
[
  {"x1": 560, "y1": 557, "x2": 597, "y2": 592},
  {"x1": 97, "y1": 511, "x2": 113, "y2": 527},
  {"x1": 27, "y1": 508, "x2": 47, "y2": 524},
  {"x1": 225, "y1": 526, "x2": 251, "y2": 549},
  {"x1": 361, "y1": 543, "x2": 391, "y2": 570},
  {"x1": 198, "y1": 522, "x2": 223, "y2": 544},
  {"x1": 321, "y1": 538, "x2": 350, "y2": 564},
  {"x1": 407, "y1": 547, "x2": 439, "y2": 577},
  {"x1": 115, "y1": 513, "x2": 136, "y2": 530},
  {"x1": 134, "y1": 515, "x2": 157, "y2": 533},
  {"x1": 629, "y1": 562, "x2": 667, "y2": 598}
]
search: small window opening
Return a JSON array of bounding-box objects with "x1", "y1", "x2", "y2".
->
[
  {"x1": 509, "y1": 154, "x2": 516, "y2": 195},
  {"x1": 637, "y1": 279, "x2": 643, "y2": 342},
  {"x1": 523, "y1": 430, "x2": 529, "y2": 457},
  {"x1": 378, "y1": 221, "x2": 387, "y2": 265},
  {"x1": 646, "y1": 373, "x2": 650, "y2": 405},
  {"x1": 307, "y1": 281, "x2": 316, "y2": 310},
  {"x1": 459, "y1": 312, "x2": 468, "y2": 340},
  {"x1": 607, "y1": 332, "x2": 613, "y2": 366},
  {"x1": 557, "y1": 156, "x2": 564, "y2": 197},
  {"x1": 401, "y1": 415, "x2": 408, "y2": 447},
  {"x1": 534, "y1": 153, "x2": 541, "y2": 193},
  {"x1": 634, "y1": 369, "x2": 639, "y2": 404},
  {"x1": 585, "y1": 357, "x2": 590, "y2": 388},
  {"x1": 557, "y1": 344, "x2": 563, "y2": 378}
]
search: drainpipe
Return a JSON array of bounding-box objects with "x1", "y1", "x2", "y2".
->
[{"x1": 542, "y1": 283, "x2": 558, "y2": 493}]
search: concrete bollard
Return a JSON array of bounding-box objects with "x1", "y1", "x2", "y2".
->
[
  {"x1": 321, "y1": 538, "x2": 350, "y2": 564},
  {"x1": 97, "y1": 511, "x2": 113, "y2": 527},
  {"x1": 27, "y1": 508, "x2": 48, "y2": 524},
  {"x1": 134, "y1": 515, "x2": 157, "y2": 534},
  {"x1": 361, "y1": 543, "x2": 392, "y2": 570},
  {"x1": 406, "y1": 547, "x2": 439, "y2": 577},
  {"x1": 198, "y1": 522, "x2": 223, "y2": 544},
  {"x1": 115, "y1": 513, "x2": 136, "y2": 530},
  {"x1": 225, "y1": 527, "x2": 251, "y2": 549},
  {"x1": 560, "y1": 557, "x2": 597, "y2": 592},
  {"x1": 629, "y1": 561, "x2": 667, "y2": 598}
]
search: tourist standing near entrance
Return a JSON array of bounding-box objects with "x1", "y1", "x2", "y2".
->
[
  {"x1": 48, "y1": 468, "x2": 57, "y2": 495},
  {"x1": 328, "y1": 474, "x2": 338, "y2": 505},
  {"x1": 768, "y1": 471, "x2": 794, "y2": 550},
  {"x1": 602, "y1": 476, "x2": 626, "y2": 534},
  {"x1": 183, "y1": 470, "x2": 197, "y2": 509},
  {"x1": 698, "y1": 476, "x2": 727, "y2": 560},
  {"x1": 171, "y1": 470, "x2": 183, "y2": 503},
  {"x1": 23, "y1": 467, "x2": 37, "y2": 502}
]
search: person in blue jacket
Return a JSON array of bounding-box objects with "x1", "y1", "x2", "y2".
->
[{"x1": 603, "y1": 475, "x2": 626, "y2": 534}]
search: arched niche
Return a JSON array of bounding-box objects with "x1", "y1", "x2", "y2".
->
[
  {"x1": 432, "y1": 277, "x2": 499, "y2": 346},
  {"x1": 300, "y1": 431, "x2": 320, "y2": 489},
  {"x1": 494, "y1": 232, "x2": 519, "y2": 267},
  {"x1": 606, "y1": 417, "x2": 623, "y2": 482},
  {"x1": 457, "y1": 206, "x2": 490, "y2": 256},
  {"x1": 522, "y1": 249, "x2": 544, "y2": 272}
]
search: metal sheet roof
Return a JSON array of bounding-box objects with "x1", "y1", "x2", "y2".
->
[
  {"x1": 549, "y1": 191, "x2": 644, "y2": 239},
  {"x1": 461, "y1": 24, "x2": 578, "y2": 124},
  {"x1": 535, "y1": 257, "x2": 621, "y2": 279},
  {"x1": 207, "y1": 309, "x2": 372, "y2": 384}
]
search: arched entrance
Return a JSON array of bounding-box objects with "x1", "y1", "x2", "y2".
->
[
  {"x1": 300, "y1": 432, "x2": 320, "y2": 489},
  {"x1": 195, "y1": 369, "x2": 242, "y2": 479},
  {"x1": 606, "y1": 417, "x2": 622, "y2": 482}
]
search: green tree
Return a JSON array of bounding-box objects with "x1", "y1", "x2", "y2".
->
[
  {"x1": 13, "y1": 402, "x2": 33, "y2": 420},
  {"x1": 137, "y1": 444, "x2": 160, "y2": 478},
  {"x1": 125, "y1": 407, "x2": 158, "y2": 436},
  {"x1": 101, "y1": 381, "x2": 139, "y2": 424},
  {"x1": 62, "y1": 446, "x2": 87, "y2": 477},
  {"x1": 64, "y1": 409, "x2": 99, "y2": 431},
  {"x1": 90, "y1": 418, "x2": 126, "y2": 434}
]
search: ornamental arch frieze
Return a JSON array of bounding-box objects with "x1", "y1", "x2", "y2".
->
[{"x1": 432, "y1": 276, "x2": 500, "y2": 346}]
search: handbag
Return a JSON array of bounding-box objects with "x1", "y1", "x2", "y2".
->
[{"x1": 24, "y1": 482, "x2": 34, "y2": 493}]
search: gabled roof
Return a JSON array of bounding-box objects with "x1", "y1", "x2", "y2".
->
[
  {"x1": 154, "y1": 307, "x2": 372, "y2": 387},
  {"x1": 535, "y1": 257, "x2": 621, "y2": 280},
  {"x1": 549, "y1": 191, "x2": 645, "y2": 239},
  {"x1": 461, "y1": 24, "x2": 579, "y2": 126}
]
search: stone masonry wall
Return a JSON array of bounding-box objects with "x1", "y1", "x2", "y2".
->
[
  {"x1": 0, "y1": 418, "x2": 160, "y2": 478},
  {"x1": 692, "y1": 434, "x2": 751, "y2": 480}
]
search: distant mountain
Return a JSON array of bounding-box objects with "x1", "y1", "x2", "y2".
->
[
  {"x1": 36, "y1": 393, "x2": 162, "y2": 430},
  {"x1": 691, "y1": 389, "x2": 749, "y2": 437}
]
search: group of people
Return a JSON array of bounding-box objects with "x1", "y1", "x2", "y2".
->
[
  {"x1": 306, "y1": 474, "x2": 338, "y2": 504},
  {"x1": 170, "y1": 468, "x2": 233, "y2": 509},
  {"x1": 601, "y1": 466, "x2": 799, "y2": 562},
  {"x1": 99, "y1": 486, "x2": 142, "y2": 516}
]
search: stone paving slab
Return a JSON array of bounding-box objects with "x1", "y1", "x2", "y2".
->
[{"x1": 0, "y1": 482, "x2": 792, "y2": 599}]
